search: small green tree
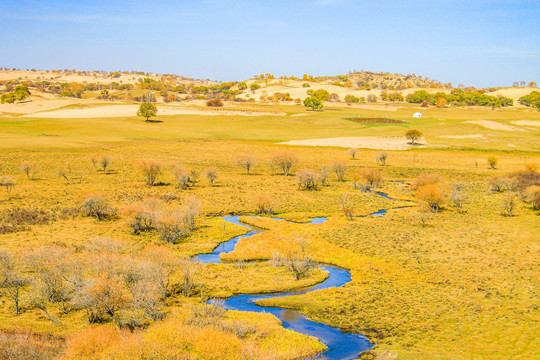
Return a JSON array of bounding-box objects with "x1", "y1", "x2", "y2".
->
[
  {"x1": 137, "y1": 103, "x2": 158, "y2": 122},
  {"x1": 303, "y1": 97, "x2": 323, "y2": 110}
]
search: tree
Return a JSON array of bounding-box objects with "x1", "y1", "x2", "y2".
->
[
  {"x1": 81, "y1": 195, "x2": 116, "y2": 221},
  {"x1": 0, "y1": 176, "x2": 15, "y2": 200},
  {"x1": 137, "y1": 103, "x2": 158, "y2": 122},
  {"x1": 488, "y1": 156, "x2": 498, "y2": 169},
  {"x1": 303, "y1": 96, "x2": 323, "y2": 110},
  {"x1": 376, "y1": 152, "x2": 388, "y2": 166},
  {"x1": 236, "y1": 154, "x2": 256, "y2": 175},
  {"x1": 138, "y1": 160, "x2": 161, "y2": 185},
  {"x1": 331, "y1": 161, "x2": 347, "y2": 181},
  {"x1": 0, "y1": 251, "x2": 27, "y2": 314},
  {"x1": 20, "y1": 161, "x2": 37, "y2": 180},
  {"x1": 296, "y1": 169, "x2": 320, "y2": 190},
  {"x1": 203, "y1": 167, "x2": 218, "y2": 186},
  {"x1": 100, "y1": 155, "x2": 112, "y2": 172},
  {"x1": 405, "y1": 129, "x2": 423, "y2": 144},
  {"x1": 271, "y1": 152, "x2": 298, "y2": 176},
  {"x1": 416, "y1": 182, "x2": 451, "y2": 212},
  {"x1": 348, "y1": 148, "x2": 358, "y2": 160}
]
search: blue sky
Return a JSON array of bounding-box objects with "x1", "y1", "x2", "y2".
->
[{"x1": 0, "y1": 0, "x2": 538, "y2": 87}]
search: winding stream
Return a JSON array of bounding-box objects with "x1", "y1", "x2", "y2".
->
[{"x1": 194, "y1": 192, "x2": 400, "y2": 359}]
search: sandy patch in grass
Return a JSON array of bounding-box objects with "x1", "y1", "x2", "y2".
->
[
  {"x1": 512, "y1": 120, "x2": 540, "y2": 127},
  {"x1": 439, "y1": 134, "x2": 484, "y2": 139},
  {"x1": 22, "y1": 105, "x2": 285, "y2": 118},
  {"x1": 464, "y1": 120, "x2": 523, "y2": 131},
  {"x1": 279, "y1": 136, "x2": 423, "y2": 150}
]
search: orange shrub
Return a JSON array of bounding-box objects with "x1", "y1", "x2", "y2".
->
[{"x1": 416, "y1": 182, "x2": 451, "y2": 212}]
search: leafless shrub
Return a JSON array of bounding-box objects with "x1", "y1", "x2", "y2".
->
[
  {"x1": 138, "y1": 160, "x2": 161, "y2": 186},
  {"x1": 0, "y1": 176, "x2": 16, "y2": 200},
  {"x1": 180, "y1": 260, "x2": 199, "y2": 297},
  {"x1": 348, "y1": 148, "x2": 358, "y2": 160},
  {"x1": 450, "y1": 186, "x2": 467, "y2": 213},
  {"x1": 113, "y1": 308, "x2": 153, "y2": 330},
  {"x1": 0, "y1": 251, "x2": 28, "y2": 314},
  {"x1": 417, "y1": 206, "x2": 432, "y2": 227},
  {"x1": 236, "y1": 154, "x2": 257, "y2": 175},
  {"x1": 20, "y1": 161, "x2": 37, "y2": 180},
  {"x1": 287, "y1": 258, "x2": 316, "y2": 280},
  {"x1": 204, "y1": 167, "x2": 219, "y2": 186},
  {"x1": 81, "y1": 194, "x2": 116, "y2": 221},
  {"x1": 319, "y1": 166, "x2": 330, "y2": 186},
  {"x1": 340, "y1": 195, "x2": 354, "y2": 220},
  {"x1": 331, "y1": 161, "x2": 347, "y2": 181},
  {"x1": 90, "y1": 155, "x2": 99, "y2": 170},
  {"x1": 296, "y1": 168, "x2": 320, "y2": 190},
  {"x1": 489, "y1": 176, "x2": 517, "y2": 193},
  {"x1": 0, "y1": 331, "x2": 64, "y2": 360},
  {"x1": 189, "y1": 169, "x2": 200, "y2": 186},
  {"x1": 270, "y1": 151, "x2": 298, "y2": 176},
  {"x1": 271, "y1": 252, "x2": 285, "y2": 267},
  {"x1": 500, "y1": 193, "x2": 516, "y2": 217},
  {"x1": 173, "y1": 166, "x2": 191, "y2": 189},
  {"x1": 376, "y1": 152, "x2": 388, "y2": 166},
  {"x1": 100, "y1": 155, "x2": 112, "y2": 172},
  {"x1": 58, "y1": 166, "x2": 83, "y2": 185}
]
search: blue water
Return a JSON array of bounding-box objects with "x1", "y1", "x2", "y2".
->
[{"x1": 194, "y1": 215, "x2": 375, "y2": 359}]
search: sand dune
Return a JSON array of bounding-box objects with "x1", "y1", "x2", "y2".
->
[{"x1": 279, "y1": 136, "x2": 423, "y2": 150}]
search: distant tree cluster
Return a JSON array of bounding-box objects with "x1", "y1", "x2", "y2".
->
[
  {"x1": 518, "y1": 91, "x2": 540, "y2": 110},
  {"x1": 406, "y1": 89, "x2": 513, "y2": 107},
  {"x1": 0, "y1": 85, "x2": 30, "y2": 104}
]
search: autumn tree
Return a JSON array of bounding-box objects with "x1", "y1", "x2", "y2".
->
[
  {"x1": 405, "y1": 129, "x2": 423, "y2": 144},
  {"x1": 271, "y1": 152, "x2": 298, "y2": 176},
  {"x1": 137, "y1": 103, "x2": 158, "y2": 122},
  {"x1": 296, "y1": 169, "x2": 320, "y2": 190},
  {"x1": 0, "y1": 176, "x2": 15, "y2": 200},
  {"x1": 203, "y1": 167, "x2": 218, "y2": 186},
  {"x1": 331, "y1": 161, "x2": 347, "y2": 181},
  {"x1": 236, "y1": 154, "x2": 256, "y2": 175},
  {"x1": 138, "y1": 160, "x2": 161, "y2": 185},
  {"x1": 20, "y1": 161, "x2": 37, "y2": 180}
]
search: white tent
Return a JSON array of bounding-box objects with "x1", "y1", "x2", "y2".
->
[{"x1": 413, "y1": 112, "x2": 423, "y2": 118}]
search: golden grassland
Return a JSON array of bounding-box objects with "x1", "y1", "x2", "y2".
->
[{"x1": 0, "y1": 101, "x2": 539, "y2": 359}]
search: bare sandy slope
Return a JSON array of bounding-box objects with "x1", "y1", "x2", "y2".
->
[
  {"x1": 0, "y1": 96, "x2": 91, "y2": 114},
  {"x1": 485, "y1": 87, "x2": 537, "y2": 103},
  {"x1": 464, "y1": 120, "x2": 524, "y2": 132},
  {"x1": 0, "y1": 70, "x2": 214, "y2": 86},
  {"x1": 512, "y1": 120, "x2": 540, "y2": 127},
  {"x1": 21, "y1": 105, "x2": 285, "y2": 118},
  {"x1": 279, "y1": 136, "x2": 423, "y2": 150}
]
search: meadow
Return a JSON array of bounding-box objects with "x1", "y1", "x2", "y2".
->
[{"x1": 0, "y1": 99, "x2": 539, "y2": 360}]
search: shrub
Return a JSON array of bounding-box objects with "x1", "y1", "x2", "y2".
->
[
  {"x1": 523, "y1": 186, "x2": 540, "y2": 210},
  {"x1": 173, "y1": 166, "x2": 191, "y2": 189},
  {"x1": 450, "y1": 187, "x2": 467, "y2": 213},
  {"x1": 235, "y1": 154, "x2": 256, "y2": 175},
  {"x1": 375, "y1": 152, "x2": 388, "y2": 166},
  {"x1": 125, "y1": 199, "x2": 160, "y2": 234},
  {"x1": 319, "y1": 166, "x2": 330, "y2": 186},
  {"x1": 412, "y1": 174, "x2": 446, "y2": 189},
  {"x1": 331, "y1": 161, "x2": 347, "y2": 181},
  {"x1": 405, "y1": 129, "x2": 423, "y2": 144},
  {"x1": 500, "y1": 193, "x2": 516, "y2": 217},
  {"x1": 287, "y1": 258, "x2": 316, "y2": 280},
  {"x1": 366, "y1": 94, "x2": 377, "y2": 103},
  {"x1": 488, "y1": 156, "x2": 498, "y2": 169},
  {"x1": 296, "y1": 169, "x2": 320, "y2": 190},
  {"x1": 348, "y1": 148, "x2": 358, "y2": 160},
  {"x1": 20, "y1": 161, "x2": 37, "y2": 180},
  {"x1": 303, "y1": 96, "x2": 323, "y2": 110},
  {"x1": 416, "y1": 182, "x2": 451, "y2": 212},
  {"x1": 0, "y1": 176, "x2": 16, "y2": 200},
  {"x1": 252, "y1": 194, "x2": 275, "y2": 214},
  {"x1": 100, "y1": 155, "x2": 112, "y2": 172},
  {"x1": 81, "y1": 195, "x2": 116, "y2": 221},
  {"x1": 138, "y1": 160, "x2": 161, "y2": 185},
  {"x1": 360, "y1": 168, "x2": 382, "y2": 188},
  {"x1": 270, "y1": 152, "x2": 298, "y2": 176},
  {"x1": 203, "y1": 167, "x2": 218, "y2": 186},
  {"x1": 339, "y1": 195, "x2": 354, "y2": 220},
  {"x1": 156, "y1": 212, "x2": 189, "y2": 243},
  {"x1": 206, "y1": 98, "x2": 223, "y2": 107}
]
